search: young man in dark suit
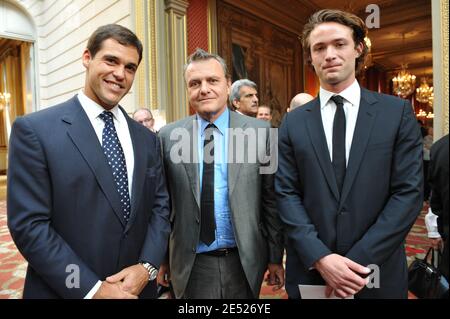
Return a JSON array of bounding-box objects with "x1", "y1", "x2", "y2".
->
[
  {"x1": 7, "y1": 24, "x2": 170, "y2": 299},
  {"x1": 276, "y1": 9, "x2": 423, "y2": 299}
]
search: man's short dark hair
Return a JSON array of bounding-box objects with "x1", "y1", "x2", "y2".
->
[
  {"x1": 301, "y1": 9, "x2": 369, "y2": 75},
  {"x1": 87, "y1": 24, "x2": 143, "y2": 64},
  {"x1": 184, "y1": 48, "x2": 229, "y2": 80}
]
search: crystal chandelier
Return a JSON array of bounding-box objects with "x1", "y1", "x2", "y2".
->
[
  {"x1": 392, "y1": 64, "x2": 416, "y2": 98},
  {"x1": 392, "y1": 33, "x2": 416, "y2": 98},
  {"x1": 428, "y1": 92, "x2": 434, "y2": 107},
  {"x1": 416, "y1": 77, "x2": 433, "y2": 103},
  {"x1": 363, "y1": 36, "x2": 373, "y2": 69}
]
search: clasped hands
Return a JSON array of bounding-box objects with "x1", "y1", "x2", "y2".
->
[
  {"x1": 314, "y1": 254, "x2": 371, "y2": 299},
  {"x1": 93, "y1": 264, "x2": 149, "y2": 299}
]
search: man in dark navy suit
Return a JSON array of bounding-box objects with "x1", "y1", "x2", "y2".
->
[
  {"x1": 7, "y1": 24, "x2": 170, "y2": 299},
  {"x1": 429, "y1": 134, "x2": 449, "y2": 282},
  {"x1": 276, "y1": 9, "x2": 423, "y2": 299}
]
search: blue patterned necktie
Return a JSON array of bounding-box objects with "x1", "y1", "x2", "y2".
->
[{"x1": 99, "y1": 111, "x2": 131, "y2": 223}]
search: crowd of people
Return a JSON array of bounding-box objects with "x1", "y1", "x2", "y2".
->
[{"x1": 6, "y1": 8, "x2": 448, "y2": 299}]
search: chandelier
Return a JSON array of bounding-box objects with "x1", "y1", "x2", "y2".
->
[
  {"x1": 392, "y1": 64, "x2": 416, "y2": 98},
  {"x1": 363, "y1": 36, "x2": 373, "y2": 69},
  {"x1": 428, "y1": 92, "x2": 434, "y2": 107},
  {"x1": 392, "y1": 33, "x2": 416, "y2": 98},
  {"x1": 416, "y1": 77, "x2": 433, "y2": 104}
]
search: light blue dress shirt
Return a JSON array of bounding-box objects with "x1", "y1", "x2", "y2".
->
[{"x1": 196, "y1": 108, "x2": 237, "y2": 253}]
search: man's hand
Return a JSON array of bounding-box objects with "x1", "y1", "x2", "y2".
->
[
  {"x1": 314, "y1": 254, "x2": 371, "y2": 298},
  {"x1": 266, "y1": 263, "x2": 285, "y2": 291},
  {"x1": 92, "y1": 281, "x2": 138, "y2": 299},
  {"x1": 430, "y1": 237, "x2": 443, "y2": 250},
  {"x1": 106, "y1": 264, "x2": 149, "y2": 296},
  {"x1": 157, "y1": 263, "x2": 170, "y2": 287}
]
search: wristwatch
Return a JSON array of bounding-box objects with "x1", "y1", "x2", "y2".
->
[{"x1": 140, "y1": 262, "x2": 158, "y2": 281}]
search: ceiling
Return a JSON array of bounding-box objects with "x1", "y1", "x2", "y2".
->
[{"x1": 223, "y1": 0, "x2": 433, "y2": 79}]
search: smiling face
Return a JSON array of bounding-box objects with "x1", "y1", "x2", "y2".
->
[
  {"x1": 83, "y1": 38, "x2": 139, "y2": 110},
  {"x1": 309, "y1": 22, "x2": 362, "y2": 93},
  {"x1": 185, "y1": 58, "x2": 230, "y2": 122},
  {"x1": 256, "y1": 106, "x2": 272, "y2": 121}
]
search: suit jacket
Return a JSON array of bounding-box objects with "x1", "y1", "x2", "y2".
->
[
  {"x1": 275, "y1": 88, "x2": 423, "y2": 298},
  {"x1": 429, "y1": 134, "x2": 449, "y2": 279},
  {"x1": 159, "y1": 111, "x2": 284, "y2": 298},
  {"x1": 7, "y1": 96, "x2": 171, "y2": 298}
]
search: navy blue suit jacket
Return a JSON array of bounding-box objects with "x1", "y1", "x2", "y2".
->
[
  {"x1": 7, "y1": 96, "x2": 171, "y2": 298},
  {"x1": 275, "y1": 88, "x2": 423, "y2": 298}
]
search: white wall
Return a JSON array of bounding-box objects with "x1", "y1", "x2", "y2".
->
[{"x1": 17, "y1": 0, "x2": 137, "y2": 112}]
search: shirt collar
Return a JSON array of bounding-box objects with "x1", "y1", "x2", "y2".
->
[
  {"x1": 77, "y1": 90, "x2": 122, "y2": 123},
  {"x1": 197, "y1": 107, "x2": 229, "y2": 136},
  {"x1": 319, "y1": 80, "x2": 361, "y2": 109}
]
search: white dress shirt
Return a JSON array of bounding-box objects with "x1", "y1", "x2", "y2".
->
[
  {"x1": 319, "y1": 80, "x2": 361, "y2": 166},
  {"x1": 77, "y1": 91, "x2": 135, "y2": 298},
  {"x1": 77, "y1": 91, "x2": 134, "y2": 195}
]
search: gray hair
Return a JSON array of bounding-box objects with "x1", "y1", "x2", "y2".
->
[
  {"x1": 132, "y1": 108, "x2": 153, "y2": 118},
  {"x1": 229, "y1": 79, "x2": 257, "y2": 106},
  {"x1": 183, "y1": 48, "x2": 229, "y2": 80}
]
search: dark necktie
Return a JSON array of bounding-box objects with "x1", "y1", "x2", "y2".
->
[
  {"x1": 200, "y1": 123, "x2": 216, "y2": 245},
  {"x1": 330, "y1": 95, "x2": 346, "y2": 194},
  {"x1": 99, "y1": 111, "x2": 131, "y2": 223}
]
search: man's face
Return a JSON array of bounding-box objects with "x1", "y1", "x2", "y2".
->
[
  {"x1": 185, "y1": 58, "x2": 230, "y2": 122},
  {"x1": 309, "y1": 22, "x2": 362, "y2": 92},
  {"x1": 83, "y1": 38, "x2": 139, "y2": 110},
  {"x1": 235, "y1": 86, "x2": 258, "y2": 117},
  {"x1": 133, "y1": 110, "x2": 154, "y2": 131},
  {"x1": 256, "y1": 106, "x2": 272, "y2": 121}
]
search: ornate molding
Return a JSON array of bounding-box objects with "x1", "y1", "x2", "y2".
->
[
  {"x1": 165, "y1": 0, "x2": 189, "y2": 15},
  {"x1": 165, "y1": 0, "x2": 189, "y2": 122},
  {"x1": 432, "y1": 0, "x2": 449, "y2": 138},
  {"x1": 207, "y1": 0, "x2": 218, "y2": 53},
  {"x1": 134, "y1": 0, "x2": 146, "y2": 109},
  {"x1": 147, "y1": 0, "x2": 158, "y2": 109},
  {"x1": 441, "y1": 0, "x2": 449, "y2": 135}
]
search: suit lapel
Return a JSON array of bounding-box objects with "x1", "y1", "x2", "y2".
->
[
  {"x1": 228, "y1": 111, "x2": 245, "y2": 196},
  {"x1": 64, "y1": 97, "x2": 126, "y2": 227},
  {"x1": 339, "y1": 89, "x2": 378, "y2": 207},
  {"x1": 305, "y1": 99, "x2": 340, "y2": 201},
  {"x1": 124, "y1": 108, "x2": 145, "y2": 231},
  {"x1": 182, "y1": 116, "x2": 201, "y2": 208}
]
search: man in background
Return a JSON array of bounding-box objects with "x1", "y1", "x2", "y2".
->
[
  {"x1": 229, "y1": 79, "x2": 259, "y2": 117},
  {"x1": 288, "y1": 93, "x2": 314, "y2": 112},
  {"x1": 133, "y1": 108, "x2": 156, "y2": 132},
  {"x1": 256, "y1": 105, "x2": 273, "y2": 122}
]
